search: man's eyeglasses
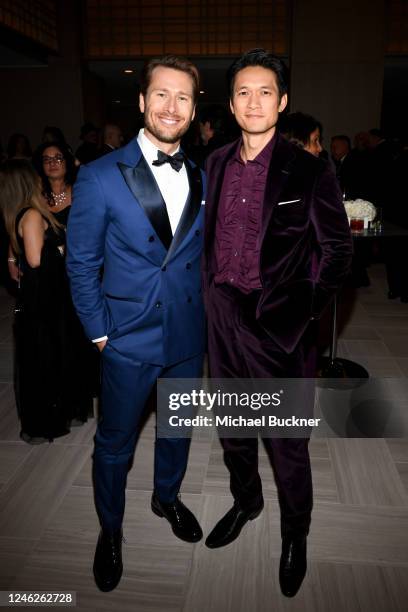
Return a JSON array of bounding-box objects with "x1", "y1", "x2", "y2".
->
[{"x1": 42, "y1": 155, "x2": 65, "y2": 165}]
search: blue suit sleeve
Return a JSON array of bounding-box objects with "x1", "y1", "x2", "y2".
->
[{"x1": 66, "y1": 164, "x2": 112, "y2": 340}]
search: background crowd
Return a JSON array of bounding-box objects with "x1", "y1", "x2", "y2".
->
[{"x1": 0, "y1": 108, "x2": 407, "y2": 444}]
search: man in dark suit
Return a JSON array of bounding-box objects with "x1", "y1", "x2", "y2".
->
[
  {"x1": 99, "y1": 123, "x2": 124, "y2": 157},
  {"x1": 67, "y1": 55, "x2": 205, "y2": 592},
  {"x1": 331, "y1": 134, "x2": 363, "y2": 199},
  {"x1": 203, "y1": 49, "x2": 352, "y2": 597}
]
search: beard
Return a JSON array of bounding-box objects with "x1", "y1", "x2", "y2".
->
[{"x1": 144, "y1": 113, "x2": 190, "y2": 145}]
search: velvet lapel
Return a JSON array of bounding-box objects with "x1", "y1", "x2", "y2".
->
[
  {"x1": 117, "y1": 155, "x2": 173, "y2": 250},
  {"x1": 260, "y1": 134, "x2": 297, "y2": 244},
  {"x1": 204, "y1": 142, "x2": 236, "y2": 252},
  {"x1": 163, "y1": 159, "x2": 203, "y2": 265}
]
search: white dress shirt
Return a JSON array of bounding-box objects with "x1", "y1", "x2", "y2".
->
[
  {"x1": 92, "y1": 129, "x2": 190, "y2": 344},
  {"x1": 137, "y1": 128, "x2": 189, "y2": 234}
]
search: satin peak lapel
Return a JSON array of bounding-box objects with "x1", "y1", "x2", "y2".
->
[
  {"x1": 117, "y1": 156, "x2": 173, "y2": 250},
  {"x1": 163, "y1": 160, "x2": 203, "y2": 264}
]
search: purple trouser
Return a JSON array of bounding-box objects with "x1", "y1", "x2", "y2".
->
[{"x1": 207, "y1": 283, "x2": 315, "y2": 538}]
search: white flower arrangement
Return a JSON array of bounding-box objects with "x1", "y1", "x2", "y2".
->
[{"x1": 344, "y1": 199, "x2": 377, "y2": 222}]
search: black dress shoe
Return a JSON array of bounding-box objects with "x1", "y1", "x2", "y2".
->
[
  {"x1": 401, "y1": 295, "x2": 408, "y2": 304},
  {"x1": 93, "y1": 528, "x2": 123, "y2": 592},
  {"x1": 205, "y1": 501, "x2": 264, "y2": 549},
  {"x1": 151, "y1": 493, "x2": 203, "y2": 543},
  {"x1": 279, "y1": 536, "x2": 307, "y2": 597}
]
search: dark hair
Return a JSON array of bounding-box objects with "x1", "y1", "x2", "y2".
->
[
  {"x1": 42, "y1": 125, "x2": 67, "y2": 145},
  {"x1": 331, "y1": 134, "x2": 351, "y2": 149},
  {"x1": 7, "y1": 133, "x2": 32, "y2": 159},
  {"x1": 279, "y1": 112, "x2": 322, "y2": 148},
  {"x1": 227, "y1": 48, "x2": 289, "y2": 100},
  {"x1": 140, "y1": 55, "x2": 200, "y2": 104},
  {"x1": 80, "y1": 122, "x2": 98, "y2": 139},
  {"x1": 198, "y1": 105, "x2": 228, "y2": 136},
  {"x1": 32, "y1": 141, "x2": 77, "y2": 202}
]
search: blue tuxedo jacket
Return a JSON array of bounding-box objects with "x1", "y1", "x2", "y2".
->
[{"x1": 66, "y1": 138, "x2": 206, "y2": 367}]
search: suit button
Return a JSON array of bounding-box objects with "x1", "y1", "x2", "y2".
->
[
  {"x1": 187, "y1": 296, "x2": 192, "y2": 303},
  {"x1": 148, "y1": 235, "x2": 155, "y2": 242},
  {"x1": 162, "y1": 265, "x2": 166, "y2": 271},
  {"x1": 195, "y1": 230, "x2": 200, "y2": 236},
  {"x1": 186, "y1": 262, "x2": 191, "y2": 270},
  {"x1": 156, "y1": 301, "x2": 162, "y2": 308}
]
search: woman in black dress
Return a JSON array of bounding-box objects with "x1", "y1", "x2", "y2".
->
[
  {"x1": 0, "y1": 159, "x2": 71, "y2": 443},
  {"x1": 33, "y1": 142, "x2": 98, "y2": 425}
]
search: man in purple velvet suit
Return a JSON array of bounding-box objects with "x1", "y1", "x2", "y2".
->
[{"x1": 203, "y1": 49, "x2": 352, "y2": 597}]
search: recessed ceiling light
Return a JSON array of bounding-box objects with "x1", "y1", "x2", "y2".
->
[
  {"x1": 199, "y1": 90, "x2": 205, "y2": 94},
  {"x1": 113, "y1": 100, "x2": 121, "y2": 104},
  {"x1": 124, "y1": 69, "x2": 133, "y2": 74}
]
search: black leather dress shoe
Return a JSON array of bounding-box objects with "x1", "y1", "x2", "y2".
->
[
  {"x1": 279, "y1": 536, "x2": 307, "y2": 597},
  {"x1": 151, "y1": 493, "x2": 203, "y2": 542},
  {"x1": 388, "y1": 291, "x2": 400, "y2": 300},
  {"x1": 205, "y1": 501, "x2": 264, "y2": 549},
  {"x1": 93, "y1": 528, "x2": 123, "y2": 592}
]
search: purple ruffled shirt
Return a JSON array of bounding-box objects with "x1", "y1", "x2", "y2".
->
[{"x1": 214, "y1": 133, "x2": 276, "y2": 293}]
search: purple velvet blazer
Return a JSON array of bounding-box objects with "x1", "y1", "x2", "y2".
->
[{"x1": 203, "y1": 132, "x2": 353, "y2": 354}]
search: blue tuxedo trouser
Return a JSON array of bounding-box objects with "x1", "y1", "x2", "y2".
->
[{"x1": 93, "y1": 342, "x2": 203, "y2": 531}]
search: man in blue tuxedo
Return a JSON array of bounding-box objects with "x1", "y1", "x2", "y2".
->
[{"x1": 66, "y1": 56, "x2": 205, "y2": 592}]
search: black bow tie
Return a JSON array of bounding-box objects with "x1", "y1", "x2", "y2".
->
[{"x1": 152, "y1": 150, "x2": 184, "y2": 172}]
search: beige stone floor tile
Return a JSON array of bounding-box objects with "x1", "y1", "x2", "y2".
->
[
  {"x1": 368, "y1": 314, "x2": 408, "y2": 329},
  {"x1": 53, "y1": 418, "x2": 96, "y2": 447},
  {"x1": 328, "y1": 439, "x2": 407, "y2": 506},
  {"x1": 0, "y1": 383, "x2": 20, "y2": 441},
  {"x1": 0, "y1": 315, "x2": 13, "y2": 343},
  {"x1": 395, "y1": 358, "x2": 408, "y2": 376},
  {"x1": 386, "y1": 439, "x2": 408, "y2": 463},
  {"x1": 0, "y1": 298, "x2": 14, "y2": 318},
  {"x1": 338, "y1": 325, "x2": 381, "y2": 340},
  {"x1": 316, "y1": 563, "x2": 408, "y2": 612},
  {"x1": 379, "y1": 331, "x2": 408, "y2": 358},
  {"x1": 309, "y1": 501, "x2": 408, "y2": 566},
  {"x1": 395, "y1": 463, "x2": 408, "y2": 495},
  {"x1": 342, "y1": 339, "x2": 391, "y2": 358},
  {"x1": 0, "y1": 537, "x2": 38, "y2": 589},
  {"x1": 184, "y1": 494, "x2": 408, "y2": 612},
  {"x1": 0, "y1": 444, "x2": 91, "y2": 538},
  {"x1": 11, "y1": 487, "x2": 197, "y2": 611},
  {"x1": 362, "y1": 301, "x2": 408, "y2": 317},
  {"x1": 0, "y1": 441, "x2": 33, "y2": 485},
  {"x1": 346, "y1": 356, "x2": 404, "y2": 377},
  {"x1": 184, "y1": 557, "x2": 408, "y2": 612}
]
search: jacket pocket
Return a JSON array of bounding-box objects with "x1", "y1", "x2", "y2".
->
[{"x1": 105, "y1": 293, "x2": 144, "y2": 303}]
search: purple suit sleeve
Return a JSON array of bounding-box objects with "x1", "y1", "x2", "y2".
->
[{"x1": 310, "y1": 163, "x2": 353, "y2": 318}]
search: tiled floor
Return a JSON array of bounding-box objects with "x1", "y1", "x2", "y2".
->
[{"x1": 0, "y1": 263, "x2": 408, "y2": 611}]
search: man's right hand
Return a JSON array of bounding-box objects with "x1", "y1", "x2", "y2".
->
[{"x1": 96, "y1": 339, "x2": 107, "y2": 352}]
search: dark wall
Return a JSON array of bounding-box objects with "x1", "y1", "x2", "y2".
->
[{"x1": 381, "y1": 57, "x2": 408, "y2": 141}]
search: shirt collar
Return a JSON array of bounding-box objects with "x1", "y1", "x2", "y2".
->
[
  {"x1": 137, "y1": 128, "x2": 181, "y2": 166},
  {"x1": 231, "y1": 131, "x2": 277, "y2": 168}
]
